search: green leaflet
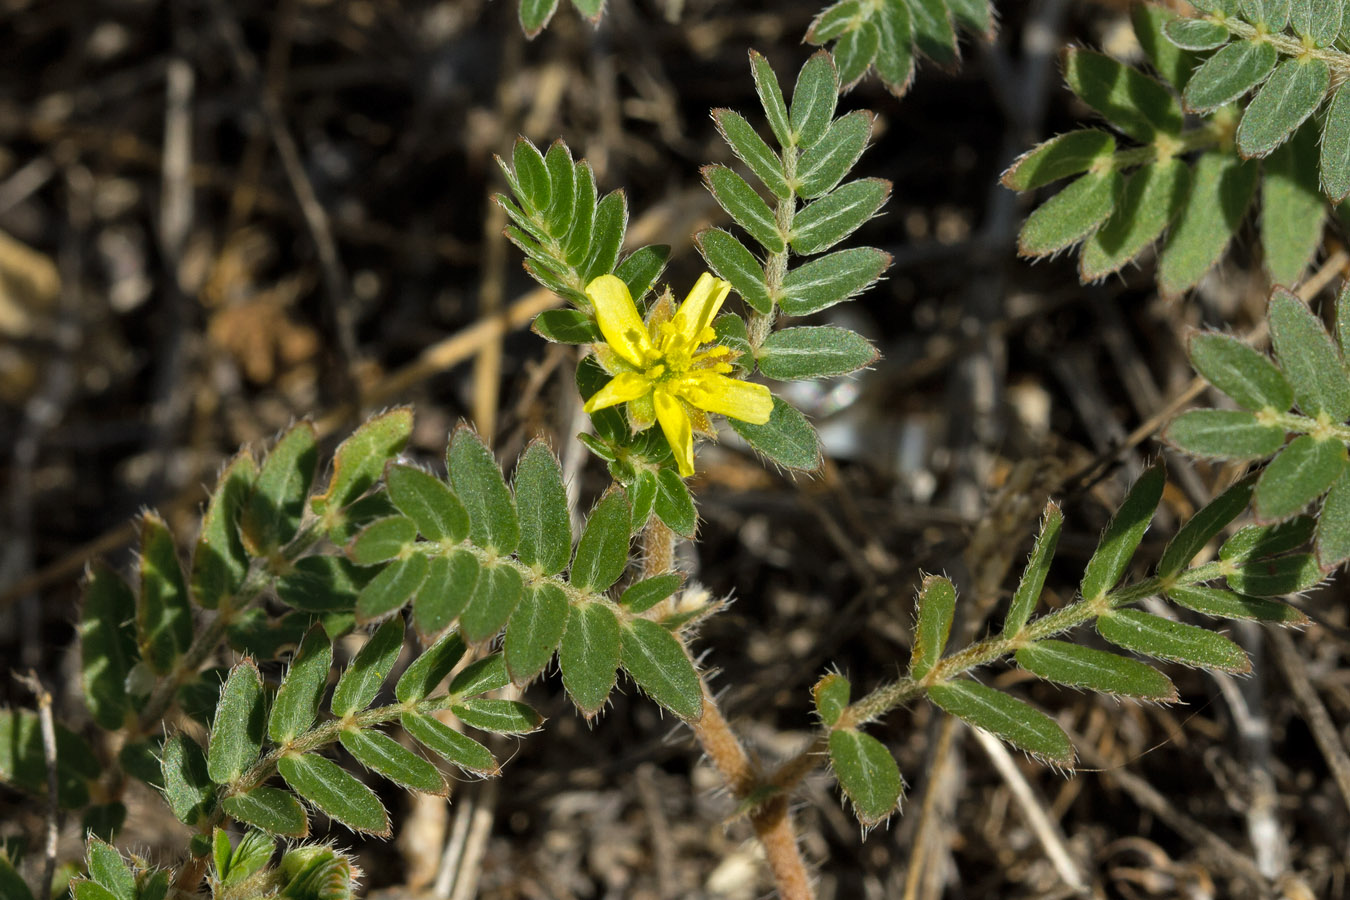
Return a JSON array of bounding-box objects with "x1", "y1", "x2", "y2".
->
[
  {"x1": 448, "y1": 653, "x2": 511, "y2": 697},
  {"x1": 1166, "y1": 585, "x2": 1308, "y2": 624},
  {"x1": 386, "y1": 464, "x2": 469, "y2": 544},
  {"x1": 874, "y1": 0, "x2": 915, "y2": 96},
  {"x1": 221, "y1": 787, "x2": 309, "y2": 837},
  {"x1": 749, "y1": 50, "x2": 793, "y2": 150},
  {"x1": 218, "y1": 828, "x2": 275, "y2": 885},
  {"x1": 1162, "y1": 17, "x2": 1230, "y2": 50},
  {"x1": 1018, "y1": 169, "x2": 1122, "y2": 257},
  {"x1": 927, "y1": 680, "x2": 1074, "y2": 764},
  {"x1": 1188, "y1": 331, "x2": 1293, "y2": 412},
  {"x1": 1237, "y1": 57, "x2": 1329, "y2": 159},
  {"x1": 513, "y1": 441, "x2": 572, "y2": 576},
  {"x1": 269, "y1": 627, "x2": 332, "y2": 744},
  {"x1": 620, "y1": 573, "x2": 683, "y2": 613},
  {"x1": 1226, "y1": 553, "x2": 1322, "y2": 595},
  {"x1": 1164, "y1": 409, "x2": 1285, "y2": 460},
  {"x1": 160, "y1": 734, "x2": 215, "y2": 826},
  {"x1": 714, "y1": 109, "x2": 790, "y2": 199},
  {"x1": 560, "y1": 601, "x2": 622, "y2": 717},
  {"x1": 570, "y1": 0, "x2": 604, "y2": 20},
  {"x1": 779, "y1": 247, "x2": 890, "y2": 317},
  {"x1": 448, "y1": 427, "x2": 519, "y2": 555},
  {"x1": 544, "y1": 141, "x2": 576, "y2": 239},
  {"x1": 1002, "y1": 501, "x2": 1062, "y2": 638},
  {"x1": 339, "y1": 728, "x2": 446, "y2": 795},
  {"x1": 1262, "y1": 125, "x2": 1325, "y2": 286},
  {"x1": 795, "y1": 111, "x2": 873, "y2": 200},
  {"x1": 1097, "y1": 609, "x2": 1250, "y2": 672},
  {"x1": 1269, "y1": 289, "x2": 1350, "y2": 420},
  {"x1": 756, "y1": 326, "x2": 878, "y2": 380},
  {"x1": 1000, "y1": 130, "x2": 1115, "y2": 192},
  {"x1": 1062, "y1": 48, "x2": 1183, "y2": 142},
  {"x1": 564, "y1": 161, "x2": 597, "y2": 268},
  {"x1": 616, "y1": 245, "x2": 669, "y2": 304},
  {"x1": 355, "y1": 554, "x2": 429, "y2": 622},
  {"x1": 278, "y1": 754, "x2": 389, "y2": 835},
  {"x1": 348, "y1": 516, "x2": 418, "y2": 566},
  {"x1": 1080, "y1": 464, "x2": 1166, "y2": 602},
  {"x1": 790, "y1": 178, "x2": 891, "y2": 255},
  {"x1": 452, "y1": 698, "x2": 544, "y2": 734},
  {"x1": 582, "y1": 190, "x2": 628, "y2": 294},
  {"x1": 620, "y1": 618, "x2": 704, "y2": 720},
  {"x1": 1132, "y1": 3, "x2": 1202, "y2": 90},
  {"x1": 1158, "y1": 153, "x2": 1257, "y2": 296},
  {"x1": 395, "y1": 628, "x2": 466, "y2": 703},
  {"x1": 192, "y1": 452, "x2": 257, "y2": 609},
  {"x1": 533, "y1": 309, "x2": 600, "y2": 344},
  {"x1": 138, "y1": 514, "x2": 191, "y2": 673},
  {"x1": 571, "y1": 487, "x2": 632, "y2": 593},
  {"x1": 414, "y1": 550, "x2": 479, "y2": 638},
  {"x1": 1015, "y1": 640, "x2": 1177, "y2": 701},
  {"x1": 1321, "y1": 84, "x2": 1350, "y2": 201},
  {"x1": 311, "y1": 408, "x2": 412, "y2": 519},
  {"x1": 1183, "y1": 38, "x2": 1278, "y2": 113},
  {"x1": 948, "y1": 0, "x2": 993, "y2": 37},
  {"x1": 834, "y1": 22, "x2": 880, "y2": 88},
  {"x1": 460, "y1": 562, "x2": 524, "y2": 644},
  {"x1": 1316, "y1": 468, "x2": 1350, "y2": 569},
  {"x1": 1254, "y1": 435, "x2": 1347, "y2": 521},
  {"x1": 0, "y1": 854, "x2": 35, "y2": 900},
  {"x1": 207, "y1": 660, "x2": 266, "y2": 785},
  {"x1": 276, "y1": 556, "x2": 367, "y2": 614},
  {"x1": 629, "y1": 469, "x2": 658, "y2": 528},
  {"x1": 812, "y1": 672, "x2": 851, "y2": 726},
  {"x1": 654, "y1": 468, "x2": 698, "y2": 538},
  {"x1": 1080, "y1": 157, "x2": 1190, "y2": 281},
  {"x1": 789, "y1": 51, "x2": 839, "y2": 149},
  {"x1": 806, "y1": 0, "x2": 863, "y2": 43},
  {"x1": 87, "y1": 839, "x2": 134, "y2": 900},
  {"x1": 703, "y1": 165, "x2": 784, "y2": 253},
  {"x1": 1291, "y1": 0, "x2": 1342, "y2": 45},
  {"x1": 909, "y1": 575, "x2": 955, "y2": 680},
  {"x1": 1158, "y1": 477, "x2": 1254, "y2": 580},
  {"x1": 908, "y1": 0, "x2": 957, "y2": 65},
  {"x1": 511, "y1": 139, "x2": 550, "y2": 215},
  {"x1": 401, "y1": 712, "x2": 497, "y2": 775},
  {"x1": 1221, "y1": 516, "x2": 1315, "y2": 562},
  {"x1": 242, "y1": 422, "x2": 316, "y2": 555},
  {"x1": 696, "y1": 228, "x2": 773, "y2": 315},
  {"x1": 729, "y1": 395, "x2": 822, "y2": 471},
  {"x1": 505, "y1": 582, "x2": 569, "y2": 685},
  {"x1": 828, "y1": 729, "x2": 904, "y2": 827},
  {"x1": 331, "y1": 616, "x2": 404, "y2": 717},
  {"x1": 80, "y1": 563, "x2": 137, "y2": 730}
]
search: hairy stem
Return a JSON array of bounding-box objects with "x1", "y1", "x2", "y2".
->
[
  {"x1": 750, "y1": 144, "x2": 798, "y2": 349},
  {"x1": 646, "y1": 521, "x2": 815, "y2": 899}
]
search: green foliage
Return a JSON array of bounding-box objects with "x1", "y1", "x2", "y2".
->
[{"x1": 1005, "y1": 2, "x2": 1350, "y2": 292}]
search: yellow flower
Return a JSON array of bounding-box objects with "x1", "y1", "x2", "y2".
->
[{"x1": 583, "y1": 272, "x2": 773, "y2": 477}]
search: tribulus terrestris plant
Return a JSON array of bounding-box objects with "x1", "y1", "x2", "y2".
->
[{"x1": 6, "y1": 0, "x2": 1350, "y2": 897}]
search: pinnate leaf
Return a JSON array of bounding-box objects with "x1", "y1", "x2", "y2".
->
[
  {"x1": 1321, "y1": 84, "x2": 1350, "y2": 201},
  {"x1": 749, "y1": 50, "x2": 792, "y2": 150},
  {"x1": 349, "y1": 516, "x2": 418, "y2": 566},
  {"x1": 834, "y1": 22, "x2": 880, "y2": 88},
  {"x1": 874, "y1": 0, "x2": 915, "y2": 95},
  {"x1": 138, "y1": 514, "x2": 191, "y2": 672}
]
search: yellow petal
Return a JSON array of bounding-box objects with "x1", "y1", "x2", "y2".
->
[
  {"x1": 583, "y1": 372, "x2": 653, "y2": 413},
  {"x1": 671, "y1": 273, "x2": 731, "y2": 342},
  {"x1": 654, "y1": 388, "x2": 695, "y2": 477},
  {"x1": 671, "y1": 372, "x2": 773, "y2": 424},
  {"x1": 586, "y1": 274, "x2": 654, "y2": 367}
]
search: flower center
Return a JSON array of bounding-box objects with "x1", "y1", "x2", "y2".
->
[{"x1": 642, "y1": 323, "x2": 734, "y2": 383}]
